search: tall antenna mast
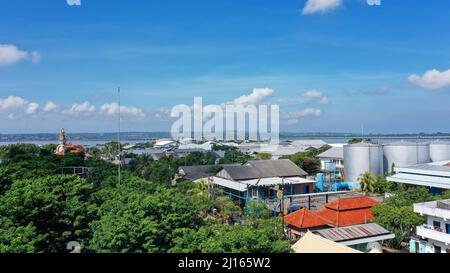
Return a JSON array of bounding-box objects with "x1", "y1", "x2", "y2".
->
[{"x1": 118, "y1": 87, "x2": 122, "y2": 184}]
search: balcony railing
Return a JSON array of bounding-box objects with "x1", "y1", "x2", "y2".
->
[{"x1": 416, "y1": 225, "x2": 450, "y2": 245}]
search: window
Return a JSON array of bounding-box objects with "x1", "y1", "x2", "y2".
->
[
  {"x1": 434, "y1": 246, "x2": 441, "y2": 253},
  {"x1": 433, "y1": 221, "x2": 441, "y2": 230},
  {"x1": 446, "y1": 223, "x2": 450, "y2": 235},
  {"x1": 251, "y1": 187, "x2": 258, "y2": 198},
  {"x1": 303, "y1": 185, "x2": 310, "y2": 194}
]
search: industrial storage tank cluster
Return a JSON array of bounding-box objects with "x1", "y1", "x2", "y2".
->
[
  {"x1": 429, "y1": 141, "x2": 450, "y2": 162},
  {"x1": 383, "y1": 142, "x2": 431, "y2": 173},
  {"x1": 344, "y1": 141, "x2": 450, "y2": 183},
  {"x1": 343, "y1": 143, "x2": 384, "y2": 184}
]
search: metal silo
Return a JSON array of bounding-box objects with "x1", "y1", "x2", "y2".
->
[
  {"x1": 429, "y1": 141, "x2": 450, "y2": 162},
  {"x1": 344, "y1": 143, "x2": 384, "y2": 183},
  {"x1": 383, "y1": 142, "x2": 431, "y2": 173}
]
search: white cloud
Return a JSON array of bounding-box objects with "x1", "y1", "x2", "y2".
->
[
  {"x1": 303, "y1": 89, "x2": 330, "y2": 104},
  {"x1": 64, "y1": 101, "x2": 96, "y2": 116},
  {"x1": 25, "y1": 103, "x2": 39, "y2": 115},
  {"x1": 0, "y1": 96, "x2": 27, "y2": 110},
  {"x1": 302, "y1": 0, "x2": 342, "y2": 15},
  {"x1": 100, "y1": 102, "x2": 146, "y2": 118},
  {"x1": 0, "y1": 44, "x2": 41, "y2": 66},
  {"x1": 30, "y1": 52, "x2": 41, "y2": 64},
  {"x1": 408, "y1": 69, "x2": 450, "y2": 90},
  {"x1": 231, "y1": 88, "x2": 274, "y2": 106},
  {"x1": 278, "y1": 89, "x2": 329, "y2": 105},
  {"x1": 288, "y1": 108, "x2": 322, "y2": 118},
  {"x1": 67, "y1": 0, "x2": 81, "y2": 6},
  {"x1": 43, "y1": 101, "x2": 59, "y2": 112},
  {"x1": 287, "y1": 119, "x2": 300, "y2": 126}
]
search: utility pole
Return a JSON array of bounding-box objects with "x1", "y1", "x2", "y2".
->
[{"x1": 118, "y1": 87, "x2": 122, "y2": 184}]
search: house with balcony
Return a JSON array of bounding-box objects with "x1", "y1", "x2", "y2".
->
[{"x1": 410, "y1": 199, "x2": 450, "y2": 253}]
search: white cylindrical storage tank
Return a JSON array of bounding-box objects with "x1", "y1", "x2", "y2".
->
[
  {"x1": 383, "y1": 142, "x2": 431, "y2": 173},
  {"x1": 429, "y1": 141, "x2": 450, "y2": 162},
  {"x1": 344, "y1": 143, "x2": 384, "y2": 183}
]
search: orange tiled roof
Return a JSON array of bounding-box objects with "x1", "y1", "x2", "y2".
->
[
  {"x1": 284, "y1": 208, "x2": 332, "y2": 229},
  {"x1": 56, "y1": 143, "x2": 86, "y2": 156},
  {"x1": 325, "y1": 196, "x2": 379, "y2": 211},
  {"x1": 285, "y1": 197, "x2": 379, "y2": 229},
  {"x1": 315, "y1": 207, "x2": 374, "y2": 227}
]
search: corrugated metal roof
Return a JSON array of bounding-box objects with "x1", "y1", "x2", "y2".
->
[
  {"x1": 314, "y1": 223, "x2": 391, "y2": 242},
  {"x1": 388, "y1": 172, "x2": 450, "y2": 189},
  {"x1": 405, "y1": 163, "x2": 450, "y2": 173},
  {"x1": 212, "y1": 177, "x2": 248, "y2": 192},
  {"x1": 245, "y1": 177, "x2": 315, "y2": 186},
  {"x1": 248, "y1": 159, "x2": 308, "y2": 176},
  {"x1": 220, "y1": 160, "x2": 308, "y2": 180},
  {"x1": 317, "y1": 147, "x2": 344, "y2": 159},
  {"x1": 291, "y1": 139, "x2": 327, "y2": 148}
]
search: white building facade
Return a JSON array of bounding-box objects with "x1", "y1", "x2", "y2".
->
[{"x1": 410, "y1": 200, "x2": 450, "y2": 253}]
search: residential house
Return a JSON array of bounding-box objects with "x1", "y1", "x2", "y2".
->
[
  {"x1": 314, "y1": 223, "x2": 395, "y2": 252},
  {"x1": 314, "y1": 196, "x2": 379, "y2": 227},
  {"x1": 212, "y1": 159, "x2": 314, "y2": 201},
  {"x1": 292, "y1": 232, "x2": 361, "y2": 254},
  {"x1": 317, "y1": 146, "x2": 344, "y2": 173},
  {"x1": 284, "y1": 208, "x2": 332, "y2": 240},
  {"x1": 410, "y1": 199, "x2": 450, "y2": 253}
]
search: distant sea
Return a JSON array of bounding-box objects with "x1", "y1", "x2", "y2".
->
[{"x1": 1, "y1": 132, "x2": 449, "y2": 147}]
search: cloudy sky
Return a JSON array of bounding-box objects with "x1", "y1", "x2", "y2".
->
[{"x1": 1, "y1": 0, "x2": 450, "y2": 134}]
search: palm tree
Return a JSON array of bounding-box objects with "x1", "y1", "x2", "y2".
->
[{"x1": 358, "y1": 171, "x2": 376, "y2": 194}]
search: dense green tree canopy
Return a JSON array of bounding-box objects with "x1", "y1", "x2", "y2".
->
[
  {"x1": 0, "y1": 175, "x2": 97, "y2": 252},
  {"x1": 0, "y1": 143, "x2": 296, "y2": 253},
  {"x1": 170, "y1": 218, "x2": 290, "y2": 253}
]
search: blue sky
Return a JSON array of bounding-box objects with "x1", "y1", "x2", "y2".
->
[{"x1": 0, "y1": 0, "x2": 450, "y2": 134}]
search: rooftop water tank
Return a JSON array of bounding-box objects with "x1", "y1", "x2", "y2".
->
[
  {"x1": 429, "y1": 141, "x2": 450, "y2": 162},
  {"x1": 344, "y1": 143, "x2": 383, "y2": 183},
  {"x1": 383, "y1": 142, "x2": 431, "y2": 173}
]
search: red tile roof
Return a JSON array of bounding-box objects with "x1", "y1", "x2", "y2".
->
[
  {"x1": 285, "y1": 197, "x2": 380, "y2": 229},
  {"x1": 315, "y1": 207, "x2": 374, "y2": 227},
  {"x1": 325, "y1": 196, "x2": 379, "y2": 211},
  {"x1": 284, "y1": 208, "x2": 332, "y2": 229}
]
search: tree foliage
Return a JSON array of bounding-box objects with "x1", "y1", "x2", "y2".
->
[
  {"x1": 358, "y1": 172, "x2": 376, "y2": 194},
  {"x1": 170, "y1": 218, "x2": 290, "y2": 253},
  {"x1": 372, "y1": 187, "x2": 437, "y2": 249},
  {"x1": 0, "y1": 143, "x2": 291, "y2": 253}
]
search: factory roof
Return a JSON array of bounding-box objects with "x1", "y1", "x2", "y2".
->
[
  {"x1": 402, "y1": 162, "x2": 450, "y2": 173},
  {"x1": 291, "y1": 139, "x2": 328, "y2": 148},
  {"x1": 388, "y1": 161, "x2": 450, "y2": 189},
  {"x1": 237, "y1": 144, "x2": 310, "y2": 156},
  {"x1": 317, "y1": 147, "x2": 344, "y2": 160},
  {"x1": 154, "y1": 140, "x2": 177, "y2": 147}
]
